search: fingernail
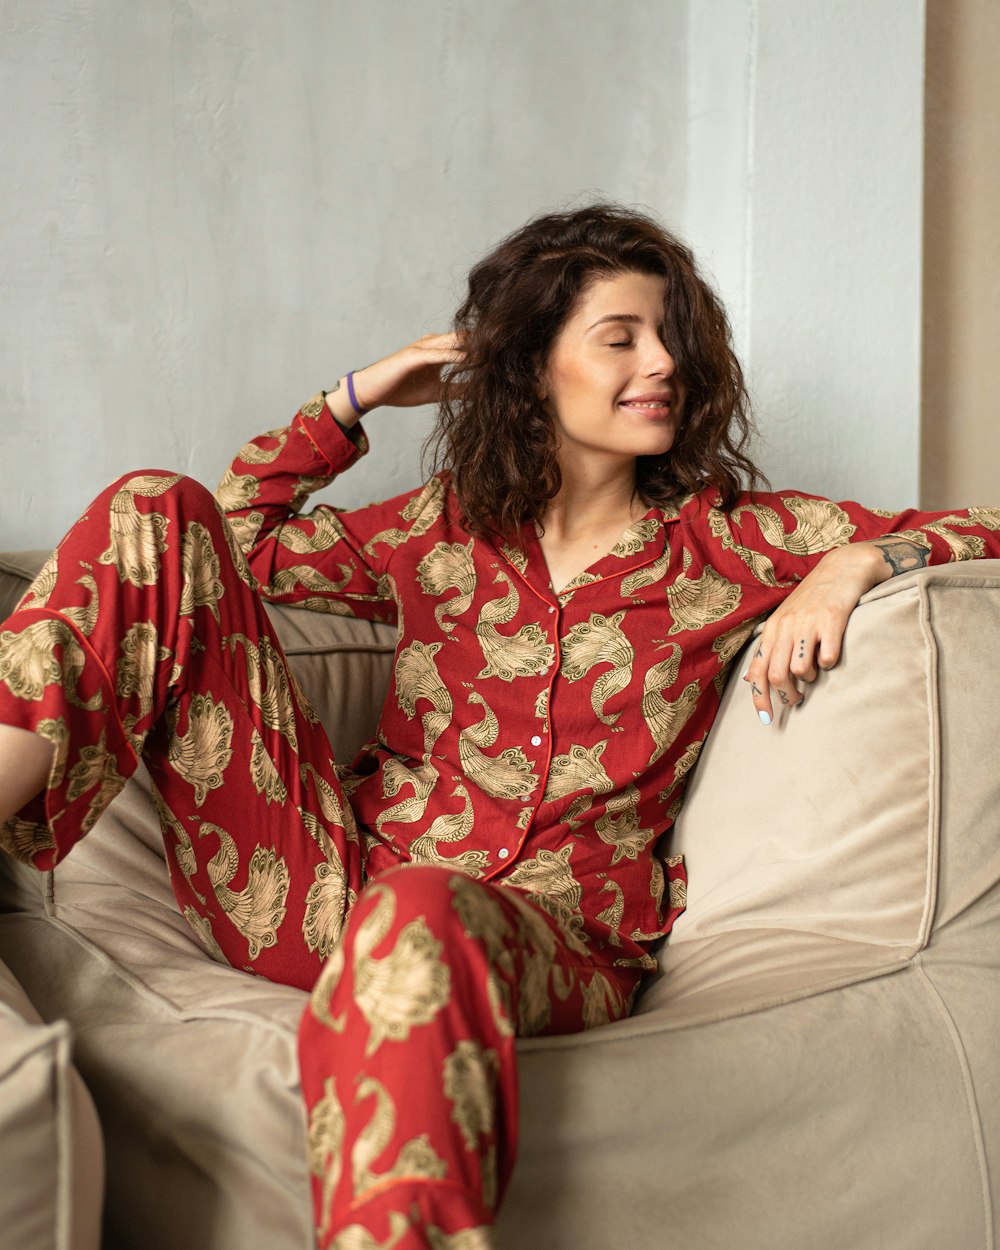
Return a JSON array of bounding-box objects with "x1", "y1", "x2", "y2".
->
[{"x1": 758, "y1": 710, "x2": 772, "y2": 726}]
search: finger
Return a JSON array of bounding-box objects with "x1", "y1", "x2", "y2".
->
[
  {"x1": 788, "y1": 631, "x2": 819, "y2": 684},
  {"x1": 744, "y1": 641, "x2": 775, "y2": 725},
  {"x1": 764, "y1": 633, "x2": 805, "y2": 715},
  {"x1": 816, "y1": 616, "x2": 847, "y2": 671}
]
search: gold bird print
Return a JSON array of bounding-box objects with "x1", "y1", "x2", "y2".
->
[
  {"x1": 116, "y1": 621, "x2": 165, "y2": 722},
  {"x1": 269, "y1": 562, "x2": 354, "y2": 598},
  {"x1": 226, "y1": 632, "x2": 299, "y2": 752},
  {"x1": 417, "y1": 539, "x2": 477, "y2": 633},
  {"x1": 181, "y1": 907, "x2": 226, "y2": 963},
  {"x1": 593, "y1": 784, "x2": 658, "y2": 864},
  {"x1": 351, "y1": 1076, "x2": 447, "y2": 1197},
  {"x1": 427, "y1": 1223, "x2": 496, "y2": 1250},
  {"x1": 166, "y1": 692, "x2": 235, "y2": 805},
  {"x1": 400, "y1": 475, "x2": 448, "y2": 535},
  {"x1": 394, "y1": 639, "x2": 454, "y2": 760},
  {"x1": 213, "y1": 468, "x2": 259, "y2": 515},
  {"x1": 274, "y1": 508, "x2": 349, "y2": 555},
  {"x1": 97, "y1": 473, "x2": 182, "y2": 586},
  {"x1": 610, "y1": 517, "x2": 659, "y2": 557},
  {"x1": 198, "y1": 822, "x2": 290, "y2": 960},
  {"x1": 475, "y1": 571, "x2": 554, "y2": 682},
  {"x1": 409, "y1": 784, "x2": 487, "y2": 874},
  {"x1": 352, "y1": 882, "x2": 452, "y2": 1055},
  {"x1": 732, "y1": 495, "x2": 857, "y2": 555},
  {"x1": 231, "y1": 426, "x2": 289, "y2": 464},
  {"x1": 580, "y1": 969, "x2": 620, "y2": 1029},
  {"x1": 178, "y1": 521, "x2": 225, "y2": 621},
  {"x1": 641, "y1": 645, "x2": 701, "y2": 766},
  {"x1": 0, "y1": 617, "x2": 100, "y2": 709},
  {"x1": 707, "y1": 506, "x2": 782, "y2": 587},
  {"x1": 895, "y1": 523, "x2": 980, "y2": 561},
  {"x1": 503, "y1": 844, "x2": 583, "y2": 913},
  {"x1": 457, "y1": 691, "x2": 539, "y2": 799},
  {"x1": 65, "y1": 731, "x2": 127, "y2": 831},
  {"x1": 307, "y1": 1077, "x2": 346, "y2": 1243},
  {"x1": 248, "y1": 727, "x2": 288, "y2": 805},
  {"x1": 541, "y1": 740, "x2": 614, "y2": 803},
  {"x1": 375, "y1": 759, "x2": 438, "y2": 832},
  {"x1": 711, "y1": 618, "x2": 760, "y2": 669},
  {"x1": 665, "y1": 549, "x2": 743, "y2": 635},
  {"x1": 442, "y1": 1039, "x2": 499, "y2": 1150},
  {"x1": 559, "y1": 611, "x2": 634, "y2": 725},
  {"x1": 620, "y1": 544, "x2": 672, "y2": 597},
  {"x1": 595, "y1": 875, "x2": 625, "y2": 935},
  {"x1": 299, "y1": 816, "x2": 355, "y2": 960}
]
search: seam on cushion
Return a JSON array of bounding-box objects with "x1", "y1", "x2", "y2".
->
[
  {"x1": 53, "y1": 1026, "x2": 73, "y2": 1250},
  {"x1": 281, "y1": 642, "x2": 395, "y2": 656},
  {"x1": 916, "y1": 579, "x2": 942, "y2": 952},
  {"x1": 914, "y1": 960, "x2": 994, "y2": 1250}
]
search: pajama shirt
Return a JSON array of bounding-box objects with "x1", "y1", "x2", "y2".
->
[{"x1": 4, "y1": 392, "x2": 1000, "y2": 1250}]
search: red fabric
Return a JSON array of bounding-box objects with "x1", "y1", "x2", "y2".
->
[
  {"x1": 6, "y1": 396, "x2": 1000, "y2": 1247},
  {"x1": 222, "y1": 398, "x2": 1000, "y2": 967}
]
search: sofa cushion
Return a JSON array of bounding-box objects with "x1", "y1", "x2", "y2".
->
[
  {"x1": 0, "y1": 953, "x2": 104, "y2": 1250},
  {"x1": 644, "y1": 561, "x2": 1000, "y2": 1026}
]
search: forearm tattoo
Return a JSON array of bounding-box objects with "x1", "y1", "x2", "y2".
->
[{"x1": 874, "y1": 539, "x2": 930, "y2": 576}]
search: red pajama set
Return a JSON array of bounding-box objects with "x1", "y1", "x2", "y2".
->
[{"x1": 3, "y1": 391, "x2": 1000, "y2": 1248}]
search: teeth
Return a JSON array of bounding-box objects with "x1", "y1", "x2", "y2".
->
[{"x1": 624, "y1": 401, "x2": 668, "y2": 408}]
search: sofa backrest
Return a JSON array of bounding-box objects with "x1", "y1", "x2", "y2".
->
[{"x1": 643, "y1": 561, "x2": 1000, "y2": 1027}]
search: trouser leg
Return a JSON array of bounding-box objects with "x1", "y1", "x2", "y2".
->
[
  {"x1": 299, "y1": 864, "x2": 642, "y2": 1249},
  {"x1": 0, "y1": 470, "x2": 368, "y2": 989}
]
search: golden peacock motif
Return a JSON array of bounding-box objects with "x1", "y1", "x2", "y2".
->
[
  {"x1": 541, "y1": 740, "x2": 614, "y2": 803},
  {"x1": 166, "y1": 692, "x2": 235, "y2": 805},
  {"x1": 226, "y1": 632, "x2": 300, "y2": 751},
  {"x1": 307, "y1": 1076, "x2": 346, "y2": 1243},
  {"x1": 559, "y1": 610, "x2": 634, "y2": 725},
  {"x1": 352, "y1": 883, "x2": 452, "y2": 1055},
  {"x1": 408, "y1": 784, "x2": 487, "y2": 874},
  {"x1": 442, "y1": 1038, "x2": 499, "y2": 1151},
  {"x1": 416, "y1": 540, "x2": 477, "y2": 633},
  {"x1": 475, "y1": 571, "x2": 555, "y2": 682},
  {"x1": 375, "y1": 759, "x2": 439, "y2": 832},
  {"x1": 98, "y1": 473, "x2": 182, "y2": 586},
  {"x1": 351, "y1": 1076, "x2": 448, "y2": 1197},
  {"x1": 732, "y1": 495, "x2": 858, "y2": 555},
  {"x1": 178, "y1": 521, "x2": 225, "y2": 621},
  {"x1": 457, "y1": 690, "x2": 539, "y2": 799},
  {"x1": 198, "y1": 822, "x2": 290, "y2": 960},
  {"x1": 640, "y1": 645, "x2": 701, "y2": 766},
  {"x1": 593, "y1": 784, "x2": 658, "y2": 864},
  {"x1": 393, "y1": 639, "x2": 454, "y2": 759},
  {"x1": 665, "y1": 549, "x2": 743, "y2": 635}
]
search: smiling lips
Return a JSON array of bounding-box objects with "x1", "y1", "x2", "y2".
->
[{"x1": 619, "y1": 393, "x2": 674, "y2": 417}]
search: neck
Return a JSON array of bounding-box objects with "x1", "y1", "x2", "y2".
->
[{"x1": 540, "y1": 451, "x2": 642, "y2": 540}]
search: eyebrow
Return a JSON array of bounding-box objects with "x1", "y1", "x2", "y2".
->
[{"x1": 587, "y1": 314, "x2": 643, "y2": 331}]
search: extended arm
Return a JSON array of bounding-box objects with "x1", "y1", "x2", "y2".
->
[{"x1": 733, "y1": 494, "x2": 1000, "y2": 723}]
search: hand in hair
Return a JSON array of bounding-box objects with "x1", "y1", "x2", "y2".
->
[{"x1": 325, "y1": 333, "x2": 465, "y2": 428}]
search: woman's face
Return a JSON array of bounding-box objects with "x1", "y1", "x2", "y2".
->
[{"x1": 540, "y1": 270, "x2": 684, "y2": 470}]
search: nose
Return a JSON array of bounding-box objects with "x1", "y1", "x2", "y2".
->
[{"x1": 642, "y1": 333, "x2": 676, "y2": 379}]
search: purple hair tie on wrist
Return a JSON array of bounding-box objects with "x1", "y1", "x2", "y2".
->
[{"x1": 346, "y1": 372, "x2": 368, "y2": 417}]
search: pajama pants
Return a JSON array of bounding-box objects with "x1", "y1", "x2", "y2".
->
[{"x1": 0, "y1": 471, "x2": 642, "y2": 1249}]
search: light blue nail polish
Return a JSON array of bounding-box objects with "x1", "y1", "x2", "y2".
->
[{"x1": 758, "y1": 710, "x2": 772, "y2": 726}]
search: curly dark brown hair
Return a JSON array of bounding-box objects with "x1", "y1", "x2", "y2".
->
[{"x1": 426, "y1": 202, "x2": 763, "y2": 538}]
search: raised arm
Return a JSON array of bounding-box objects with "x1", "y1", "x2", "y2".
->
[
  {"x1": 216, "y1": 334, "x2": 463, "y2": 621},
  {"x1": 729, "y1": 493, "x2": 1000, "y2": 723}
]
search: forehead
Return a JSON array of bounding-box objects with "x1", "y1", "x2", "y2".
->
[{"x1": 567, "y1": 270, "x2": 667, "y2": 327}]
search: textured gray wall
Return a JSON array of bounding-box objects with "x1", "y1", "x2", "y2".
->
[{"x1": 0, "y1": 0, "x2": 686, "y2": 548}]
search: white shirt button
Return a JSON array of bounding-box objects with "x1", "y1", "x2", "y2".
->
[
  {"x1": 519, "y1": 794, "x2": 530, "y2": 802},
  {"x1": 548, "y1": 605, "x2": 556, "y2": 613},
  {"x1": 530, "y1": 735, "x2": 542, "y2": 746},
  {"x1": 497, "y1": 847, "x2": 509, "y2": 859}
]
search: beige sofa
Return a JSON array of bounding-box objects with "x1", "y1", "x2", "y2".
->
[{"x1": 2, "y1": 547, "x2": 1000, "y2": 1250}]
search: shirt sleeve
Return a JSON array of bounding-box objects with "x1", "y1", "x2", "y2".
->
[
  {"x1": 215, "y1": 392, "x2": 433, "y2": 623},
  {"x1": 717, "y1": 489, "x2": 1000, "y2": 586}
]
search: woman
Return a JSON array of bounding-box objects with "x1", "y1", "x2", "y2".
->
[{"x1": 1, "y1": 204, "x2": 997, "y2": 1250}]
